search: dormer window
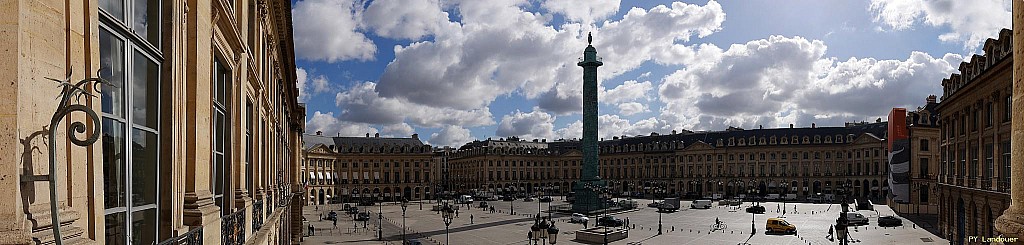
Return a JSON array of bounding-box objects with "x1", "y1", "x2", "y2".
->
[{"x1": 814, "y1": 135, "x2": 821, "y2": 144}]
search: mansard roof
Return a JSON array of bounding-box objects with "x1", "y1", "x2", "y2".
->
[{"x1": 303, "y1": 134, "x2": 425, "y2": 152}]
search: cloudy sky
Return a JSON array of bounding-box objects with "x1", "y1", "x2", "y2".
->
[{"x1": 293, "y1": 0, "x2": 1010, "y2": 147}]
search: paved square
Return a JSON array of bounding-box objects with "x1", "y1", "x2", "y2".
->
[{"x1": 300, "y1": 198, "x2": 947, "y2": 245}]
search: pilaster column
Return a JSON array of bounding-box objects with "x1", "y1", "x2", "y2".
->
[
  {"x1": 995, "y1": 0, "x2": 1024, "y2": 240},
  {"x1": 181, "y1": 0, "x2": 221, "y2": 244}
]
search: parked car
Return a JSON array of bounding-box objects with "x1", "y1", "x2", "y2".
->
[
  {"x1": 877, "y1": 216, "x2": 903, "y2": 227},
  {"x1": 648, "y1": 201, "x2": 663, "y2": 208},
  {"x1": 807, "y1": 193, "x2": 824, "y2": 203},
  {"x1": 404, "y1": 239, "x2": 423, "y2": 245},
  {"x1": 358, "y1": 199, "x2": 375, "y2": 206},
  {"x1": 355, "y1": 212, "x2": 371, "y2": 221},
  {"x1": 524, "y1": 197, "x2": 535, "y2": 202},
  {"x1": 766, "y1": 218, "x2": 797, "y2": 234},
  {"x1": 845, "y1": 212, "x2": 869, "y2": 226},
  {"x1": 502, "y1": 196, "x2": 515, "y2": 201},
  {"x1": 597, "y1": 216, "x2": 624, "y2": 227},
  {"x1": 539, "y1": 196, "x2": 553, "y2": 202},
  {"x1": 657, "y1": 203, "x2": 678, "y2": 212},
  {"x1": 327, "y1": 211, "x2": 337, "y2": 221},
  {"x1": 570, "y1": 213, "x2": 589, "y2": 224},
  {"x1": 691, "y1": 200, "x2": 712, "y2": 209},
  {"x1": 746, "y1": 205, "x2": 766, "y2": 214},
  {"x1": 478, "y1": 201, "x2": 489, "y2": 208},
  {"x1": 487, "y1": 196, "x2": 500, "y2": 201}
]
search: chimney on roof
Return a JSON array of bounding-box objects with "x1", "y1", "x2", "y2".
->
[
  {"x1": 812, "y1": 123, "x2": 816, "y2": 128},
  {"x1": 316, "y1": 131, "x2": 322, "y2": 135},
  {"x1": 542, "y1": 139, "x2": 546, "y2": 142},
  {"x1": 790, "y1": 124, "x2": 794, "y2": 128},
  {"x1": 927, "y1": 95, "x2": 937, "y2": 104},
  {"x1": 412, "y1": 133, "x2": 419, "y2": 140},
  {"x1": 877, "y1": 118, "x2": 882, "y2": 123},
  {"x1": 533, "y1": 139, "x2": 539, "y2": 142},
  {"x1": 613, "y1": 136, "x2": 619, "y2": 140},
  {"x1": 672, "y1": 130, "x2": 677, "y2": 134},
  {"x1": 366, "y1": 133, "x2": 370, "y2": 137},
  {"x1": 759, "y1": 125, "x2": 763, "y2": 129},
  {"x1": 375, "y1": 133, "x2": 380, "y2": 138}
]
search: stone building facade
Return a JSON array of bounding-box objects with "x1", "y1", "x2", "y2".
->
[
  {"x1": 449, "y1": 123, "x2": 891, "y2": 203},
  {"x1": 0, "y1": 0, "x2": 305, "y2": 244},
  {"x1": 303, "y1": 133, "x2": 436, "y2": 205},
  {"x1": 936, "y1": 29, "x2": 1014, "y2": 244},
  {"x1": 889, "y1": 96, "x2": 942, "y2": 216}
]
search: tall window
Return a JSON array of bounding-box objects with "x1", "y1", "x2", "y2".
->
[
  {"x1": 212, "y1": 58, "x2": 232, "y2": 216},
  {"x1": 986, "y1": 102, "x2": 993, "y2": 126},
  {"x1": 920, "y1": 139, "x2": 929, "y2": 151},
  {"x1": 99, "y1": 0, "x2": 162, "y2": 242},
  {"x1": 246, "y1": 100, "x2": 253, "y2": 194},
  {"x1": 1006, "y1": 95, "x2": 1013, "y2": 122},
  {"x1": 920, "y1": 185, "x2": 929, "y2": 203},
  {"x1": 920, "y1": 158, "x2": 929, "y2": 178},
  {"x1": 985, "y1": 144, "x2": 994, "y2": 188},
  {"x1": 1003, "y1": 141, "x2": 1012, "y2": 188},
  {"x1": 970, "y1": 144, "x2": 978, "y2": 180}
]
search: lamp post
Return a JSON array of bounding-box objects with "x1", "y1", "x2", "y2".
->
[
  {"x1": 442, "y1": 204, "x2": 454, "y2": 245},
  {"x1": 836, "y1": 181, "x2": 852, "y2": 245},
  {"x1": 401, "y1": 198, "x2": 409, "y2": 244},
  {"x1": 657, "y1": 185, "x2": 664, "y2": 235},
  {"x1": 780, "y1": 182, "x2": 788, "y2": 217},
  {"x1": 548, "y1": 221, "x2": 560, "y2": 244},
  {"x1": 378, "y1": 197, "x2": 383, "y2": 241}
]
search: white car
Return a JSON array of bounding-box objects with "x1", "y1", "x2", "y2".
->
[{"x1": 570, "y1": 213, "x2": 589, "y2": 223}]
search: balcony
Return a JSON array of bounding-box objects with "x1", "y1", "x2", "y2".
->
[
  {"x1": 221, "y1": 209, "x2": 246, "y2": 245},
  {"x1": 157, "y1": 226, "x2": 203, "y2": 245},
  {"x1": 252, "y1": 199, "x2": 264, "y2": 231}
]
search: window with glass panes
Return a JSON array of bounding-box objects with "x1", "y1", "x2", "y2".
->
[
  {"x1": 99, "y1": 0, "x2": 162, "y2": 243},
  {"x1": 212, "y1": 58, "x2": 232, "y2": 216},
  {"x1": 985, "y1": 144, "x2": 993, "y2": 188},
  {"x1": 246, "y1": 100, "x2": 254, "y2": 195},
  {"x1": 1002, "y1": 141, "x2": 1011, "y2": 187}
]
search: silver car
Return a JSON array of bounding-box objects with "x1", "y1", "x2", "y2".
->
[{"x1": 846, "y1": 212, "x2": 868, "y2": 226}]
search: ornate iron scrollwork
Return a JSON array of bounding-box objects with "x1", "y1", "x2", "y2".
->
[{"x1": 45, "y1": 70, "x2": 112, "y2": 245}]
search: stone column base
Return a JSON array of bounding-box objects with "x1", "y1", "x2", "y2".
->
[
  {"x1": 995, "y1": 208, "x2": 1024, "y2": 244},
  {"x1": 182, "y1": 191, "x2": 221, "y2": 245}
]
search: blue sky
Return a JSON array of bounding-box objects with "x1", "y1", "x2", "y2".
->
[{"x1": 291, "y1": 0, "x2": 1010, "y2": 147}]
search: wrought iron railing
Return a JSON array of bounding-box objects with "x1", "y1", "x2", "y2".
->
[
  {"x1": 267, "y1": 195, "x2": 274, "y2": 214},
  {"x1": 156, "y1": 226, "x2": 203, "y2": 245},
  {"x1": 221, "y1": 209, "x2": 246, "y2": 245},
  {"x1": 253, "y1": 199, "x2": 264, "y2": 231}
]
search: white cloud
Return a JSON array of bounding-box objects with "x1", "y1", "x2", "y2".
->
[
  {"x1": 597, "y1": 114, "x2": 672, "y2": 139},
  {"x1": 382, "y1": 123, "x2": 416, "y2": 137},
  {"x1": 296, "y1": 68, "x2": 309, "y2": 101},
  {"x1": 495, "y1": 108, "x2": 556, "y2": 140},
  {"x1": 617, "y1": 102, "x2": 648, "y2": 116},
  {"x1": 429, "y1": 125, "x2": 477, "y2": 147},
  {"x1": 363, "y1": 0, "x2": 453, "y2": 40},
  {"x1": 305, "y1": 111, "x2": 380, "y2": 137},
  {"x1": 334, "y1": 81, "x2": 495, "y2": 128},
  {"x1": 296, "y1": 68, "x2": 332, "y2": 102},
  {"x1": 656, "y1": 35, "x2": 961, "y2": 131},
  {"x1": 600, "y1": 80, "x2": 652, "y2": 104},
  {"x1": 554, "y1": 120, "x2": 583, "y2": 140},
  {"x1": 293, "y1": 0, "x2": 376, "y2": 62},
  {"x1": 869, "y1": 0, "x2": 1011, "y2": 50},
  {"x1": 374, "y1": 0, "x2": 726, "y2": 115},
  {"x1": 542, "y1": 0, "x2": 621, "y2": 24}
]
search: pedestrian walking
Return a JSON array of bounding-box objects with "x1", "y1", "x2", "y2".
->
[
  {"x1": 471, "y1": 214, "x2": 474, "y2": 224},
  {"x1": 309, "y1": 224, "x2": 315, "y2": 236},
  {"x1": 333, "y1": 218, "x2": 337, "y2": 228},
  {"x1": 827, "y1": 224, "x2": 834, "y2": 240},
  {"x1": 583, "y1": 219, "x2": 589, "y2": 228},
  {"x1": 456, "y1": 209, "x2": 460, "y2": 218},
  {"x1": 776, "y1": 204, "x2": 780, "y2": 213}
]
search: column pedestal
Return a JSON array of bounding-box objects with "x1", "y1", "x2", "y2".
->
[{"x1": 182, "y1": 191, "x2": 221, "y2": 245}]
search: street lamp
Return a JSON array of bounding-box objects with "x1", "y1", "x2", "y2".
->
[
  {"x1": 378, "y1": 194, "x2": 383, "y2": 241},
  {"x1": 401, "y1": 198, "x2": 409, "y2": 244},
  {"x1": 547, "y1": 221, "x2": 559, "y2": 244},
  {"x1": 442, "y1": 204, "x2": 454, "y2": 245}
]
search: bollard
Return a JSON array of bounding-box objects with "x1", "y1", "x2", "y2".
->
[{"x1": 731, "y1": 231, "x2": 733, "y2": 234}]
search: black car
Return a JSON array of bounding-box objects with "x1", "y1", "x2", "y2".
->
[
  {"x1": 478, "y1": 201, "x2": 489, "y2": 208},
  {"x1": 597, "y1": 216, "x2": 624, "y2": 227},
  {"x1": 358, "y1": 200, "x2": 375, "y2": 206},
  {"x1": 327, "y1": 211, "x2": 338, "y2": 221},
  {"x1": 355, "y1": 212, "x2": 371, "y2": 221},
  {"x1": 502, "y1": 196, "x2": 515, "y2": 201},
  {"x1": 746, "y1": 205, "x2": 766, "y2": 214},
  {"x1": 877, "y1": 216, "x2": 903, "y2": 227},
  {"x1": 539, "y1": 196, "x2": 553, "y2": 202}
]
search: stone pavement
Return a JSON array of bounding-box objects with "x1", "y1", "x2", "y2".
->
[{"x1": 299, "y1": 198, "x2": 948, "y2": 245}]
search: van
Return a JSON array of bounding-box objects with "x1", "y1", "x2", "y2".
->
[
  {"x1": 846, "y1": 212, "x2": 869, "y2": 225},
  {"x1": 711, "y1": 194, "x2": 723, "y2": 200},
  {"x1": 457, "y1": 195, "x2": 474, "y2": 204},
  {"x1": 765, "y1": 194, "x2": 780, "y2": 200},
  {"x1": 690, "y1": 200, "x2": 712, "y2": 209},
  {"x1": 766, "y1": 218, "x2": 797, "y2": 234}
]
